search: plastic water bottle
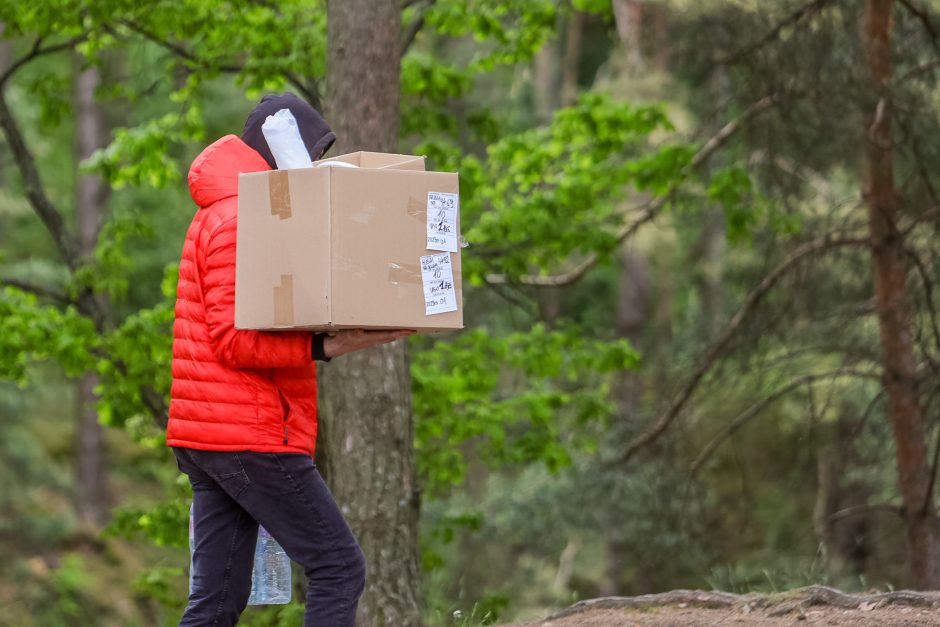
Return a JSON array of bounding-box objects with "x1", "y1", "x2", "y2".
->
[
  {"x1": 248, "y1": 526, "x2": 292, "y2": 605},
  {"x1": 189, "y1": 503, "x2": 195, "y2": 596},
  {"x1": 188, "y1": 503, "x2": 291, "y2": 604}
]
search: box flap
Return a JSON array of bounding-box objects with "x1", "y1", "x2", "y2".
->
[
  {"x1": 317, "y1": 151, "x2": 363, "y2": 167},
  {"x1": 316, "y1": 151, "x2": 426, "y2": 172}
]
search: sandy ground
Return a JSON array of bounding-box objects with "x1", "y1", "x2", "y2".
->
[{"x1": 509, "y1": 605, "x2": 940, "y2": 626}]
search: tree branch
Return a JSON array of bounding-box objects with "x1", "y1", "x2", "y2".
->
[
  {"x1": 617, "y1": 232, "x2": 871, "y2": 464},
  {"x1": 717, "y1": 0, "x2": 835, "y2": 65},
  {"x1": 285, "y1": 72, "x2": 323, "y2": 109},
  {"x1": 896, "y1": 58, "x2": 940, "y2": 84},
  {"x1": 898, "y1": 0, "x2": 940, "y2": 55},
  {"x1": 829, "y1": 503, "x2": 904, "y2": 522},
  {"x1": 924, "y1": 413, "x2": 940, "y2": 514},
  {"x1": 141, "y1": 385, "x2": 169, "y2": 429},
  {"x1": 486, "y1": 94, "x2": 779, "y2": 287},
  {"x1": 400, "y1": 0, "x2": 435, "y2": 57},
  {"x1": 114, "y1": 20, "x2": 242, "y2": 73},
  {"x1": 0, "y1": 92, "x2": 81, "y2": 269},
  {"x1": 907, "y1": 248, "x2": 940, "y2": 370},
  {"x1": 114, "y1": 20, "x2": 324, "y2": 107},
  {"x1": 0, "y1": 34, "x2": 88, "y2": 90},
  {"x1": 690, "y1": 368, "x2": 882, "y2": 475},
  {"x1": 0, "y1": 278, "x2": 68, "y2": 302}
]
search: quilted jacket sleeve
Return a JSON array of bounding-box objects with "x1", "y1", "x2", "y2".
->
[{"x1": 200, "y1": 216, "x2": 313, "y2": 369}]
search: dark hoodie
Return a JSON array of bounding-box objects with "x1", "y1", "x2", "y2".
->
[{"x1": 241, "y1": 93, "x2": 336, "y2": 169}]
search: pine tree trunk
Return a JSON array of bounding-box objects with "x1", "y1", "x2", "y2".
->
[
  {"x1": 533, "y1": 38, "x2": 560, "y2": 124},
  {"x1": 611, "y1": 0, "x2": 644, "y2": 72},
  {"x1": 560, "y1": 10, "x2": 585, "y2": 107},
  {"x1": 321, "y1": 2, "x2": 422, "y2": 624},
  {"x1": 73, "y1": 61, "x2": 110, "y2": 527},
  {"x1": 860, "y1": 0, "x2": 940, "y2": 588}
]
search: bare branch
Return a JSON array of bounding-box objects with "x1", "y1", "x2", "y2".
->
[
  {"x1": 0, "y1": 34, "x2": 88, "y2": 90},
  {"x1": 907, "y1": 248, "x2": 940, "y2": 369},
  {"x1": 400, "y1": 0, "x2": 436, "y2": 57},
  {"x1": 902, "y1": 206, "x2": 940, "y2": 235},
  {"x1": 285, "y1": 73, "x2": 323, "y2": 109},
  {"x1": 925, "y1": 415, "x2": 940, "y2": 514},
  {"x1": 0, "y1": 93, "x2": 80, "y2": 269},
  {"x1": 618, "y1": 233, "x2": 871, "y2": 464},
  {"x1": 717, "y1": 0, "x2": 835, "y2": 65},
  {"x1": 486, "y1": 95, "x2": 779, "y2": 287},
  {"x1": 898, "y1": 0, "x2": 940, "y2": 55},
  {"x1": 896, "y1": 58, "x2": 940, "y2": 84},
  {"x1": 829, "y1": 503, "x2": 904, "y2": 522},
  {"x1": 0, "y1": 278, "x2": 68, "y2": 302},
  {"x1": 141, "y1": 385, "x2": 169, "y2": 429},
  {"x1": 690, "y1": 368, "x2": 882, "y2": 475},
  {"x1": 748, "y1": 150, "x2": 833, "y2": 197},
  {"x1": 115, "y1": 20, "x2": 242, "y2": 73},
  {"x1": 113, "y1": 20, "x2": 324, "y2": 106}
]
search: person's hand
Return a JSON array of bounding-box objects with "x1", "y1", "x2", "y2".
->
[{"x1": 322, "y1": 329, "x2": 415, "y2": 359}]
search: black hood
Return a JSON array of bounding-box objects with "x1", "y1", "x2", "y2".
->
[{"x1": 241, "y1": 93, "x2": 336, "y2": 169}]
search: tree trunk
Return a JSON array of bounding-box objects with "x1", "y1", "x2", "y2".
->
[
  {"x1": 649, "y1": 3, "x2": 670, "y2": 72},
  {"x1": 533, "y1": 38, "x2": 559, "y2": 124},
  {"x1": 812, "y1": 405, "x2": 872, "y2": 584},
  {"x1": 321, "y1": 2, "x2": 422, "y2": 624},
  {"x1": 602, "y1": 246, "x2": 651, "y2": 596},
  {"x1": 860, "y1": 0, "x2": 940, "y2": 588},
  {"x1": 0, "y1": 36, "x2": 8, "y2": 247},
  {"x1": 73, "y1": 60, "x2": 110, "y2": 528},
  {"x1": 560, "y1": 10, "x2": 585, "y2": 107},
  {"x1": 611, "y1": 0, "x2": 644, "y2": 72}
]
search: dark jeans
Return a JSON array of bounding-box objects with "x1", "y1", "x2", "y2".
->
[{"x1": 172, "y1": 447, "x2": 366, "y2": 627}]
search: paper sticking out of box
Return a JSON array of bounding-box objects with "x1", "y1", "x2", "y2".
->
[{"x1": 235, "y1": 151, "x2": 463, "y2": 332}]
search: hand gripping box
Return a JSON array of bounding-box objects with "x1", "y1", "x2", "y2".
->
[{"x1": 235, "y1": 151, "x2": 463, "y2": 332}]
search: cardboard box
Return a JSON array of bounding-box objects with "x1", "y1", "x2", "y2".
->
[{"x1": 235, "y1": 151, "x2": 463, "y2": 331}]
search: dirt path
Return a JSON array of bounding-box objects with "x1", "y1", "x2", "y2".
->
[
  {"x1": 503, "y1": 586, "x2": 940, "y2": 626},
  {"x1": 513, "y1": 605, "x2": 940, "y2": 626}
]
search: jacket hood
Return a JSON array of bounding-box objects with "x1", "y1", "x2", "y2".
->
[
  {"x1": 241, "y1": 92, "x2": 335, "y2": 170},
  {"x1": 188, "y1": 135, "x2": 270, "y2": 209}
]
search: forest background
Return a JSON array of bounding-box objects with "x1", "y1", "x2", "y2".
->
[{"x1": 3, "y1": 0, "x2": 940, "y2": 625}]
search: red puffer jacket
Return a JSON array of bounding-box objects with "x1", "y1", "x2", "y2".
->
[{"x1": 166, "y1": 135, "x2": 318, "y2": 456}]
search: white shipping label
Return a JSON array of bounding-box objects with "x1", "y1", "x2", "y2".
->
[
  {"x1": 420, "y1": 253, "x2": 459, "y2": 315},
  {"x1": 426, "y1": 192, "x2": 459, "y2": 252}
]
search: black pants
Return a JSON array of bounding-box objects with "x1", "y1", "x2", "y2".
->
[{"x1": 172, "y1": 447, "x2": 366, "y2": 626}]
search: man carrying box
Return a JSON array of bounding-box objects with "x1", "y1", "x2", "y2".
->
[{"x1": 167, "y1": 93, "x2": 411, "y2": 627}]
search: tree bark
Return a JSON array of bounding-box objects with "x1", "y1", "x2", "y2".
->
[
  {"x1": 73, "y1": 60, "x2": 110, "y2": 528},
  {"x1": 860, "y1": 0, "x2": 940, "y2": 588},
  {"x1": 812, "y1": 405, "x2": 872, "y2": 584},
  {"x1": 611, "y1": 0, "x2": 644, "y2": 72},
  {"x1": 533, "y1": 38, "x2": 559, "y2": 124},
  {"x1": 0, "y1": 36, "x2": 8, "y2": 248},
  {"x1": 321, "y1": 2, "x2": 422, "y2": 624},
  {"x1": 560, "y1": 10, "x2": 585, "y2": 107},
  {"x1": 601, "y1": 247, "x2": 651, "y2": 596}
]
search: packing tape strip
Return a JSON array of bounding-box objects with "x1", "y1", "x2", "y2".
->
[
  {"x1": 406, "y1": 196, "x2": 426, "y2": 223},
  {"x1": 273, "y1": 274, "x2": 294, "y2": 325},
  {"x1": 388, "y1": 262, "x2": 422, "y2": 285},
  {"x1": 269, "y1": 171, "x2": 292, "y2": 220}
]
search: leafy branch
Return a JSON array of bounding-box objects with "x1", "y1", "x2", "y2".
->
[{"x1": 485, "y1": 94, "x2": 780, "y2": 286}]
